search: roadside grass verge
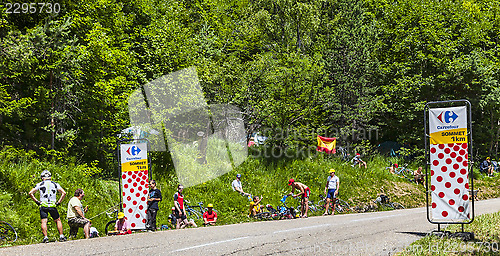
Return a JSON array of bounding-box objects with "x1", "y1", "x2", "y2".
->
[{"x1": 398, "y1": 211, "x2": 500, "y2": 256}]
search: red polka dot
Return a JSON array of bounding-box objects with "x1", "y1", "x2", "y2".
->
[
  {"x1": 449, "y1": 172, "x2": 456, "y2": 178},
  {"x1": 463, "y1": 161, "x2": 468, "y2": 167},
  {"x1": 450, "y1": 152, "x2": 457, "y2": 158},
  {"x1": 124, "y1": 184, "x2": 128, "y2": 189},
  {"x1": 143, "y1": 190, "x2": 148, "y2": 194},
  {"x1": 138, "y1": 186, "x2": 142, "y2": 191},
  {"x1": 146, "y1": 184, "x2": 149, "y2": 189},
  {"x1": 433, "y1": 160, "x2": 439, "y2": 166},
  {"x1": 462, "y1": 194, "x2": 469, "y2": 200},
  {"x1": 136, "y1": 193, "x2": 140, "y2": 197},
  {"x1": 460, "y1": 169, "x2": 467, "y2": 175},
  {"x1": 439, "y1": 144, "x2": 445, "y2": 149},
  {"x1": 142, "y1": 219, "x2": 146, "y2": 223},
  {"x1": 123, "y1": 203, "x2": 127, "y2": 208},
  {"x1": 131, "y1": 223, "x2": 136, "y2": 228},
  {"x1": 437, "y1": 176, "x2": 443, "y2": 182},
  {"x1": 438, "y1": 153, "x2": 444, "y2": 159},
  {"x1": 431, "y1": 170, "x2": 435, "y2": 176},
  {"x1": 459, "y1": 150, "x2": 466, "y2": 155},
  {"x1": 456, "y1": 156, "x2": 463, "y2": 162},
  {"x1": 465, "y1": 154, "x2": 468, "y2": 159},
  {"x1": 136, "y1": 178, "x2": 141, "y2": 182},
  {"x1": 461, "y1": 143, "x2": 467, "y2": 149},
  {"x1": 442, "y1": 211, "x2": 448, "y2": 217},
  {"x1": 431, "y1": 185, "x2": 436, "y2": 191},
  {"x1": 130, "y1": 188, "x2": 134, "y2": 193},
  {"x1": 457, "y1": 177, "x2": 463, "y2": 183},
  {"x1": 449, "y1": 199, "x2": 455, "y2": 205},
  {"x1": 132, "y1": 174, "x2": 137, "y2": 179},
  {"x1": 122, "y1": 174, "x2": 126, "y2": 179},
  {"x1": 140, "y1": 181, "x2": 145, "y2": 185},
  {"x1": 441, "y1": 166, "x2": 447, "y2": 172},
  {"x1": 136, "y1": 214, "x2": 140, "y2": 218},
  {"x1": 139, "y1": 205, "x2": 144, "y2": 210},
  {"x1": 454, "y1": 188, "x2": 460, "y2": 194},
  {"x1": 133, "y1": 200, "x2": 137, "y2": 205},
  {"x1": 133, "y1": 182, "x2": 137, "y2": 187},
  {"x1": 144, "y1": 170, "x2": 148, "y2": 175},
  {"x1": 128, "y1": 208, "x2": 133, "y2": 213},
  {"x1": 439, "y1": 192, "x2": 445, "y2": 198},
  {"x1": 431, "y1": 148, "x2": 437, "y2": 154},
  {"x1": 465, "y1": 183, "x2": 469, "y2": 189},
  {"x1": 453, "y1": 145, "x2": 460, "y2": 151},
  {"x1": 446, "y1": 158, "x2": 452, "y2": 164},
  {"x1": 127, "y1": 196, "x2": 131, "y2": 201},
  {"x1": 122, "y1": 192, "x2": 125, "y2": 196},
  {"x1": 141, "y1": 197, "x2": 146, "y2": 201},
  {"x1": 444, "y1": 148, "x2": 451, "y2": 154},
  {"x1": 432, "y1": 202, "x2": 437, "y2": 208},
  {"x1": 448, "y1": 143, "x2": 454, "y2": 147},
  {"x1": 445, "y1": 182, "x2": 451, "y2": 188},
  {"x1": 453, "y1": 164, "x2": 459, "y2": 170},
  {"x1": 128, "y1": 178, "x2": 132, "y2": 183},
  {"x1": 458, "y1": 206, "x2": 465, "y2": 212}
]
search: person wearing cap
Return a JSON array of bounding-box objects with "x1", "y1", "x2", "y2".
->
[
  {"x1": 323, "y1": 169, "x2": 340, "y2": 216},
  {"x1": 29, "y1": 170, "x2": 67, "y2": 243},
  {"x1": 67, "y1": 188, "x2": 91, "y2": 239},
  {"x1": 203, "y1": 203, "x2": 217, "y2": 226},
  {"x1": 351, "y1": 153, "x2": 367, "y2": 168},
  {"x1": 231, "y1": 174, "x2": 251, "y2": 198},
  {"x1": 173, "y1": 184, "x2": 188, "y2": 229},
  {"x1": 287, "y1": 179, "x2": 310, "y2": 218},
  {"x1": 388, "y1": 163, "x2": 398, "y2": 174},
  {"x1": 146, "y1": 180, "x2": 162, "y2": 231},
  {"x1": 112, "y1": 212, "x2": 131, "y2": 235},
  {"x1": 480, "y1": 157, "x2": 494, "y2": 177}
]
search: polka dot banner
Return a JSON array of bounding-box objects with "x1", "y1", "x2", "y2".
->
[
  {"x1": 122, "y1": 170, "x2": 149, "y2": 229},
  {"x1": 430, "y1": 143, "x2": 470, "y2": 221},
  {"x1": 121, "y1": 143, "x2": 149, "y2": 230}
]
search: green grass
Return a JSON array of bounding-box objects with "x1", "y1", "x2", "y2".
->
[
  {"x1": 398, "y1": 211, "x2": 500, "y2": 256},
  {"x1": 1, "y1": 148, "x2": 500, "y2": 246}
]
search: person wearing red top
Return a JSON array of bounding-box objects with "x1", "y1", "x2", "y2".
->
[
  {"x1": 203, "y1": 204, "x2": 217, "y2": 226},
  {"x1": 173, "y1": 184, "x2": 188, "y2": 229}
]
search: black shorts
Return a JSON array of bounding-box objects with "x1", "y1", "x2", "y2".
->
[
  {"x1": 174, "y1": 209, "x2": 187, "y2": 221},
  {"x1": 40, "y1": 207, "x2": 60, "y2": 220}
]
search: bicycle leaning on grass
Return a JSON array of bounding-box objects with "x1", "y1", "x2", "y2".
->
[
  {"x1": 0, "y1": 220, "x2": 18, "y2": 245},
  {"x1": 386, "y1": 162, "x2": 414, "y2": 180},
  {"x1": 312, "y1": 195, "x2": 352, "y2": 215},
  {"x1": 374, "y1": 194, "x2": 404, "y2": 210},
  {"x1": 184, "y1": 200, "x2": 218, "y2": 219}
]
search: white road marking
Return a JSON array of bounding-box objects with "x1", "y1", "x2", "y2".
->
[
  {"x1": 171, "y1": 236, "x2": 250, "y2": 252},
  {"x1": 273, "y1": 224, "x2": 331, "y2": 234}
]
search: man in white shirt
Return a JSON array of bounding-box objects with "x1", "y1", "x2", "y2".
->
[
  {"x1": 231, "y1": 174, "x2": 251, "y2": 198},
  {"x1": 67, "y1": 188, "x2": 90, "y2": 239},
  {"x1": 323, "y1": 169, "x2": 340, "y2": 215}
]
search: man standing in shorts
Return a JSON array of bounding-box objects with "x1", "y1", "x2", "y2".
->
[
  {"x1": 287, "y1": 179, "x2": 310, "y2": 218},
  {"x1": 323, "y1": 169, "x2": 340, "y2": 215},
  {"x1": 174, "y1": 184, "x2": 188, "y2": 229},
  {"x1": 146, "y1": 180, "x2": 162, "y2": 231},
  {"x1": 29, "y1": 170, "x2": 67, "y2": 243},
  {"x1": 67, "y1": 188, "x2": 91, "y2": 239}
]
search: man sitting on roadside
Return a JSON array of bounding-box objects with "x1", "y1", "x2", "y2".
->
[
  {"x1": 232, "y1": 174, "x2": 251, "y2": 200},
  {"x1": 249, "y1": 196, "x2": 264, "y2": 217},
  {"x1": 203, "y1": 204, "x2": 217, "y2": 226},
  {"x1": 351, "y1": 153, "x2": 367, "y2": 168},
  {"x1": 413, "y1": 167, "x2": 424, "y2": 185},
  {"x1": 480, "y1": 157, "x2": 495, "y2": 177}
]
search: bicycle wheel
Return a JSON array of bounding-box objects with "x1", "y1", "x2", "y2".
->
[
  {"x1": 255, "y1": 212, "x2": 271, "y2": 220},
  {"x1": 105, "y1": 220, "x2": 116, "y2": 236},
  {"x1": 186, "y1": 209, "x2": 201, "y2": 219},
  {"x1": 335, "y1": 199, "x2": 351, "y2": 213},
  {"x1": 391, "y1": 202, "x2": 405, "y2": 209},
  {"x1": 0, "y1": 221, "x2": 18, "y2": 244}
]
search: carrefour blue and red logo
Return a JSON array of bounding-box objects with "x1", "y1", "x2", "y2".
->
[
  {"x1": 126, "y1": 145, "x2": 142, "y2": 156},
  {"x1": 437, "y1": 111, "x2": 458, "y2": 124}
]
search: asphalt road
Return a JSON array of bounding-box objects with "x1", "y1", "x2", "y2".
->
[{"x1": 3, "y1": 198, "x2": 500, "y2": 256}]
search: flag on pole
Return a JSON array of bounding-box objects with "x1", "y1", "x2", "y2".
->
[{"x1": 317, "y1": 135, "x2": 336, "y2": 154}]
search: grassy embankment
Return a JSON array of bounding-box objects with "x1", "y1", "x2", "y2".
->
[{"x1": 1, "y1": 148, "x2": 499, "y2": 246}]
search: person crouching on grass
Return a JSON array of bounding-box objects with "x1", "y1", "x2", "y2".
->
[
  {"x1": 203, "y1": 203, "x2": 217, "y2": 226},
  {"x1": 112, "y1": 212, "x2": 131, "y2": 235}
]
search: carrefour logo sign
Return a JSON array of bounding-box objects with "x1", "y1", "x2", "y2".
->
[
  {"x1": 437, "y1": 111, "x2": 458, "y2": 124},
  {"x1": 126, "y1": 145, "x2": 142, "y2": 156}
]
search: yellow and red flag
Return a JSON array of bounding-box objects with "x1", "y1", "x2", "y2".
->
[{"x1": 317, "y1": 135, "x2": 336, "y2": 154}]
